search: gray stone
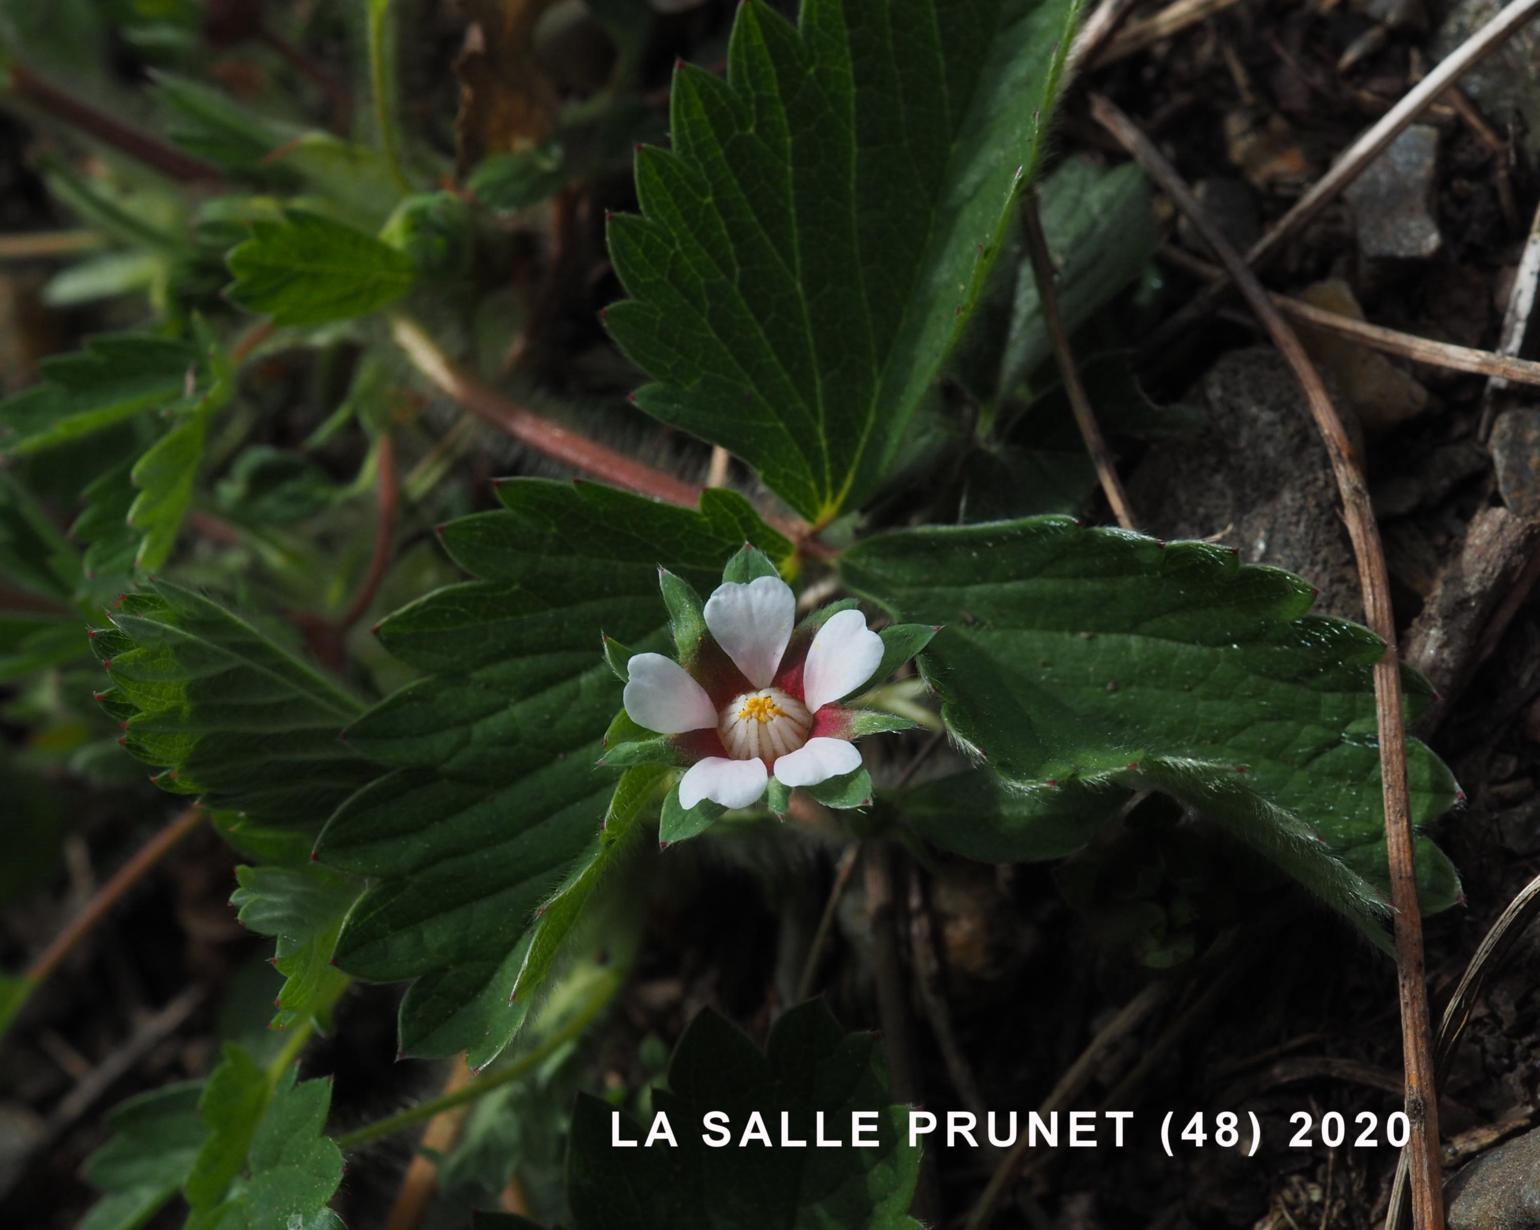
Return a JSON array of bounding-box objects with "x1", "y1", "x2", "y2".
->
[
  {"x1": 1128, "y1": 347, "x2": 1362, "y2": 618},
  {"x1": 1435, "y1": 0, "x2": 1540, "y2": 163},
  {"x1": 1489, "y1": 407, "x2": 1540, "y2": 518},
  {"x1": 1345, "y1": 125, "x2": 1442, "y2": 260},
  {"x1": 1447, "y1": 1125, "x2": 1540, "y2": 1230}
]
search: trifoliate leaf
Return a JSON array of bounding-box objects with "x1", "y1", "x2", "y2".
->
[
  {"x1": 316, "y1": 480, "x2": 790, "y2": 1057},
  {"x1": 0, "y1": 333, "x2": 199, "y2": 457},
  {"x1": 210, "y1": 1071, "x2": 344, "y2": 1230},
  {"x1": 230, "y1": 864, "x2": 359, "y2": 1030},
  {"x1": 91, "y1": 581, "x2": 376, "y2": 826},
  {"x1": 225, "y1": 208, "x2": 416, "y2": 326},
  {"x1": 842, "y1": 516, "x2": 1461, "y2": 941},
  {"x1": 79, "y1": 1082, "x2": 205, "y2": 1230},
  {"x1": 185, "y1": 1045, "x2": 269, "y2": 1218},
  {"x1": 568, "y1": 1000, "x2": 920, "y2": 1230},
  {"x1": 605, "y1": 0, "x2": 1082, "y2": 523}
]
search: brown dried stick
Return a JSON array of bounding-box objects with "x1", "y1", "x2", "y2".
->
[
  {"x1": 1159, "y1": 245, "x2": 1540, "y2": 388},
  {"x1": 1022, "y1": 191, "x2": 1137, "y2": 529},
  {"x1": 5, "y1": 65, "x2": 225, "y2": 184},
  {"x1": 1091, "y1": 93, "x2": 1446, "y2": 1230}
]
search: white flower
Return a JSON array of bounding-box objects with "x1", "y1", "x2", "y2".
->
[{"x1": 621, "y1": 572, "x2": 888, "y2": 812}]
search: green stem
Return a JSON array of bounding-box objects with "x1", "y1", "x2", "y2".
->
[
  {"x1": 364, "y1": 0, "x2": 412, "y2": 193},
  {"x1": 266, "y1": 1015, "x2": 319, "y2": 1083},
  {"x1": 336, "y1": 973, "x2": 616, "y2": 1151}
]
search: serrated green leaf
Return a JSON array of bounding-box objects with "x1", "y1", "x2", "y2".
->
[
  {"x1": 225, "y1": 208, "x2": 416, "y2": 326},
  {"x1": 79, "y1": 1082, "x2": 204, "y2": 1230},
  {"x1": 127, "y1": 410, "x2": 205, "y2": 573},
  {"x1": 94, "y1": 581, "x2": 375, "y2": 826},
  {"x1": 0, "y1": 333, "x2": 199, "y2": 457},
  {"x1": 890, "y1": 768, "x2": 1123, "y2": 862},
  {"x1": 842, "y1": 517, "x2": 1461, "y2": 940},
  {"x1": 569, "y1": 1001, "x2": 919, "y2": 1230},
  {"x1": 185, "y1": 1045, "x2": 269, "y2": 1217},
  {"x1": 513, "y1": 765, "x2": 668, "y2": 1004},
  {"x1": 154, "y1": 71, "x2": 290, "y2": 172},
  {"x1": 216, "y1": 1072, "x2": 343, "y2": 1230},
  {"x1": 73, "y1": 459, "x2": 140, "y2": 595},
  {"x1": 0, "y1": 617, "x2": 86, "y2": 684},
  {"x1": 0, "y1": 471, "x2": 82, "y2": 601},
  {"x1": 397, "y1": 941, "x2": 531, "y2": 1068},
  {"x1": 605, "y1": 0, "x2": 1081, "y2": 522},
  {"x1": 317, "y1": 481, "x2": 789, "y2": 1053},
  {"x1": 230, "y1": 864, "x2": 359, "y2": 1030}
]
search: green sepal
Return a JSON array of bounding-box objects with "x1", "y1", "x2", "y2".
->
[
  {"x1": 793, "y1": 597, "x2": 860, "y2": 638},
  {"x1": 601, "y1": 635, "x2": 635, "y2": 681},
  {"x1": 842, "y1": 710, "x2": 918, "y2": 738},
  {"x1": 806, "y1": 767, "x2": 873, "y2": 811},
  {"x1": 659, "y1": 784, "x2": 723, "y2": 846},
  {"x1": 721, "y1": 544, "x2": 781, "y2": 584},
  {"x1": 657, "y1": 568, "x2": 707, "y2": 663},
  {"x1": 600, "y1": 708, "x2": 684, "y2": 770},
  {"x1": 765, "y1": 777, "x2": 792, "y2": 817},
  {"x1": 598, "y1": 734, "x2": 683, "y2": 769}
]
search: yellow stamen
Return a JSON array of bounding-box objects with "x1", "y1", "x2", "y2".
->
[{"x1": 737, "y1": 694, "x2": 784, "y2": 723}]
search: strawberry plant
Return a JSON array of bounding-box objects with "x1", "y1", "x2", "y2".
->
[{"x1": 0, "y1": 1, "x2": 1470, "y2": 1226}]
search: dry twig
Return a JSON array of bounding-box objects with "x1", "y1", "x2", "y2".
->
[
  {"x1": 1387, "y1": 871, "x2": 1540, "y2": 1228},
  {"x1": 1158, "y1": 246, "x2": 1540, "y2": 388},
  {"x1": 1092, "y1": 92, "x2": 1447, "y2": 1230},
  {"x1": 1022, "y1": 191, "x2": 1137, "y2": 528}
]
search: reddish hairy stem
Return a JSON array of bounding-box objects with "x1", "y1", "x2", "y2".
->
[
  {"x1": 1091, "y1": 93, "x2": 1445, "y2": 1230},
  {"x1": 5, "y1": 65, "x2": 226, "y2": 184},
  {"x1": 390, "y1": 316, "x2": 830, "y2": 557},
  {"x1": 392, "y1": 316, "x2": 701, "y2": 505}
]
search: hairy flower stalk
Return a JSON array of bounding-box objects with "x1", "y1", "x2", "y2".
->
[{"x1": 605, "y1": 547, "x2": 933, "y2": 820}]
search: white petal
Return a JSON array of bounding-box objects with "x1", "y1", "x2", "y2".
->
[
  {"x1": 773, "y1": 737, "x2": 862, "y2": 788},
  {"x1": 703, "y1": 575, "x2": 795, "y2": 688},
  {"x1": 622, "y1": 653, "x2": 715, "y2": 734},
  {"x1": 679, "y1": 756, "x2": 768, "y2": 810},
  {"x1": 801, "y1": 608, "x2": 884, "y2": 711}
]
